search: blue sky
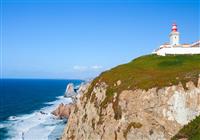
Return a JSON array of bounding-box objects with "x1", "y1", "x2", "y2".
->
[{"x1": 1, "y1": 0, "x2": 199, "y2": 79}]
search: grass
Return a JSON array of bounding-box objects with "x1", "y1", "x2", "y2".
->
[
  {"x1": 98, "y1": 54, "x2": 200, "y2": 92},
  {"x1": 84, "y1": 54, "x2": 200, "y2": 121},
  {"x1": 172, "y1": 115, "x2": 200, "y2": 140}
]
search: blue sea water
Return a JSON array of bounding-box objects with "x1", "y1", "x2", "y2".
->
[{"x1": 0, "y1": 79, "x2": 83, "y2": 140}]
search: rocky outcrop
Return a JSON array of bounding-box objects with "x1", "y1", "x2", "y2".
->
[
  {"x1": 61, "y1": 77, "x2": 200, "y2": 140},
  {"x1": 52, "y1": 82, "x2": 91, "y2": 119},
  {"x1": 76, "y1": 81, "x2": 91, "y2": 99},
  {"x1": 64, "y1": 83, "x2": 77, "y2": 98},
  {"x1": 52, "y1": 103, "x2": 74, "y2": 119},
  {"x1": 64, "y1": 83, "x2": 77, "y2": 103}
]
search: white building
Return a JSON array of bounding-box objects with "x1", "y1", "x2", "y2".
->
[{"x1": 154, "y1": 23, "x2": 200, "y2": 56}]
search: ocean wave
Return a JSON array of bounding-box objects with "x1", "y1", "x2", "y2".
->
[
  {"x1": 8, "y1": 116, "x2": 17, "y2": 121},
  {"x1": 0, "y1": 124, "x2": 4, "y2": 128},
  {"x1": 44, "y1": 97, "x2": 71, "y2": 105},
  {"x1": 56, "y1": 96, "x2": 64, "y2": 99},
  {"x1": 0, "y1": 95, "x2": 72, "y2": 140}
]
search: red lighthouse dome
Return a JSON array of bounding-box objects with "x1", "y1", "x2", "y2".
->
[{"x1": 172, "y1": 23, "x2": 178, "y2": 32}]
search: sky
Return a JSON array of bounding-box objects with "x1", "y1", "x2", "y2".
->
[{"x1": 1, "y1": 0, "x2": 199, "y2": 79}]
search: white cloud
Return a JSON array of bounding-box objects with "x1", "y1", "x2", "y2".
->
[
  {"x1": 91, "y1": 65, "x2": 103, "y2": 70},
  {"x1": 73, "y1": 65, "x2": 88, "y2": 71},
  {"x1": 73, "y1": 65, "x2": 103, "y2": 71}
]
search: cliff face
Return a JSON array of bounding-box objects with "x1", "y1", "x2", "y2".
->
[
  {"x1": 62, "y1": 77, "x2": 200, "y2": 140},
  {"x1": 62, "y1": 55, "x2": 200, "y2": 140}
]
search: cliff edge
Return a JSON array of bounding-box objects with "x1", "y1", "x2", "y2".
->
[{"x1": 62, "y1": 54, "x2": 200, "y2": 140}]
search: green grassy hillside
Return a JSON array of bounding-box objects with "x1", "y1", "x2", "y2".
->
[
  {"x1": 85, "y1": 54, "x2": 200, "y2": 120},
  {"x1": 92, "y1": 54, "x2": 200, "y2": 93},
  {"x1": 172, "y1": 115, "x2": 200, "y2": 140}
]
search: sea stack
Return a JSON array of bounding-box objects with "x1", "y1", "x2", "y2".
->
[{"x1": 64, "y1": 83, "x2": 77, "y2": 100}]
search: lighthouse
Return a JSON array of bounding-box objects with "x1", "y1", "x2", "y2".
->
[
  {"x1": 169, "y1": 23, "x2": 180, "y2": 46},
  {"x1": 153, "y1": 23, "x2": 200, "y2": 56}
]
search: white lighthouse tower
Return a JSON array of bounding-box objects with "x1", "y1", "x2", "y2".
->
[
  {"x1": 153, "y1": 23, "x2": 200, "y2": 56},
  {"x1": 169, "y1": 23, "x2": 180, "y2": 47}
]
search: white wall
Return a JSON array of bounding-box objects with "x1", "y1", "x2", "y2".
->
[
  {"x1": 170, "y1": 32, "x2": 179, "y2": 46},
  {"x1": 156, "y1": 47, "x2": 200, "y2": 56}
]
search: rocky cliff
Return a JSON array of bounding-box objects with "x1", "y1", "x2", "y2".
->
[{"x1": 61, "y1": 55, "x2": 200, "y2": 140}]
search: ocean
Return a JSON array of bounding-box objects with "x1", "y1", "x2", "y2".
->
[{"x1": 0, "y1": 79, "x2": 83, "y2": 140}]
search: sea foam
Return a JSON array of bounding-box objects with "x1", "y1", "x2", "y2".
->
[{"x1": 0, "y1": 96, "x2": 72, "y2": 140}]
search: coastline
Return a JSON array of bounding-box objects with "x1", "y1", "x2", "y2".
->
[
  {"x1": 0, "y1": 96, "x2": 72, "y2": 140},
  {"x1": 0, "y1": 79, "x2": 84, "y2": 140}
]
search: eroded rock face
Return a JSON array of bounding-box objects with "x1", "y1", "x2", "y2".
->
[
  {"x1": 52, "y1": 82, "x2": 91, "y2": 120},
  {"x1": 64, "y1": 83, "x2": 76, "y2": 98},
  {"x1": 76, "y1": 82, "x2": 91, "y2": 99},
  {"x1": 62, "y1": 78, "x2": 200, "y2": 140},
  {"x1": 52, "y1": 103, "x2": 74, "y2": 119}
]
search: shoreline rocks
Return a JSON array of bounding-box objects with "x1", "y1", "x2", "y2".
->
[
  {"x1": 64, "y1": 83, "x2": 77, "y2": 99},
  {"x1": 52, "y1": 81, "x2": 91, "y2": 119},
  {"x1": 52, "y1": 103, "x2": 74, "y2": 119}
]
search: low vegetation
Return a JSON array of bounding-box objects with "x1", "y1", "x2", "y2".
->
[
  {"x1": 88, "y1": 54, "x2": 200, "y2": 98},
  {"x1": 172, "y1": 115, "x2": 200, "y2": 140},
  {"x1": 99, "y1": 54, "x2": 200, "y2": 92},
  {"x1": 84, "y1": 54, "x2": 200, "y2": 121}
]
